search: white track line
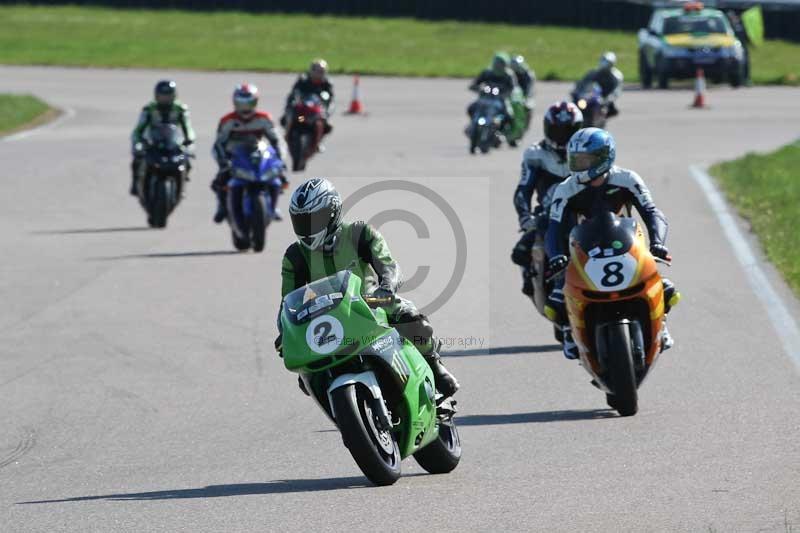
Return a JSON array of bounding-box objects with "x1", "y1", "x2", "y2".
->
[
  {"x1": 1, "y1": 107, "x2": 76, "y2": 142},
  {"x1": 690, "y1": 165, "x2": 800, "y2": 373}
]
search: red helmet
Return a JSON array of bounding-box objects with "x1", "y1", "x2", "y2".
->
[
  {"x1": 544, "y1": 101, "x2": 584, "y2": 153},
  {"x1": 233, "y1": 83, "x2": 259, "y2": 118}
]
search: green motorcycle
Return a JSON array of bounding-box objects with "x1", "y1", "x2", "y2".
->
[
  {"x1": 505, "y1": 86, "x2": 532, "y2": 147},
  {"x1": 280, "y1": 270, "x2": 462, "y2": 486}
]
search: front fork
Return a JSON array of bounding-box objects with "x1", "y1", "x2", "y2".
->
[{"x1": 328, "y1": 371, "x2": 393, "y2": 431}]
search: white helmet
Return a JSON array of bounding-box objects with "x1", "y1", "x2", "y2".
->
[
  {"x1": 599, "y1": 51, "x2": 617, "y2": 69},
  {"x1": 289, "y1": 178, "x2": 342, "y2": 251}
]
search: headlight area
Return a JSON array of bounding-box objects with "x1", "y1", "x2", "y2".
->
[
  {"x1": 717, "y1": 44, "x2": 743, "y2": 61},
  {"x1": 661, "y1": 45, "x2": 691, "y2": 59}
]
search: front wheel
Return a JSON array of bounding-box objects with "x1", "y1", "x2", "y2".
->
[
  {"x1": 149, "y1": 178, "x2": 170, "y2": 228},
  {"x1": 289, "y1": 129, "x2": 309, "y2": 172},
  {"x1": 413, "y1": 419, "x2": 461, "y2": 474},
  {"x1": 250, "y1": 193, "x2": 267, "y2": 253},
  {"x1": 331, "y1": 384, "x2": 401, "y2": 486},
  {"x1": 600, "y1": 322, "x2": 638, "y2": 416},
  {"x1": 656, "y1": 57, "x2": 670, "y2": 90},
  {"x1": 729, "y1": 65, "x2": 743, "y2": 88},
  {"x1": 639, "y1": 50, "x2": 653, "y2": 89}
]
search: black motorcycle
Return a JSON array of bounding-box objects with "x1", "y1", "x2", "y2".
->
[
  {"x1": 467, "y1": 84, "x2": 506, "y2": 154},
  {"x1": 135, "y1": 124, "x2": 191, "y2": 228}
]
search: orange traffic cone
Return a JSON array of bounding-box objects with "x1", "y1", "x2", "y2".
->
[
  {"x1": 692, "y1": 68, "x2": 707, "y2": 108},
  {"x1": 346, "y1": 74, "x2": 364, "y2": 114}
]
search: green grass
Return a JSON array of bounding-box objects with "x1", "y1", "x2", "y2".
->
[
  {"x1": 0, "y1": 94, "x2": 50, "y2": 136},
  {"x1": 0, "y1": 5, "x2": 797, "y2": 84},
  {"x1": 711, "y1": 141, "x2": 800, "y2": 294}
]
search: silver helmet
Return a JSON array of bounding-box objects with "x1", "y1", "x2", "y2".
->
[{"x1": 289, "y1": 178, "x2": 342, "y2": 250}]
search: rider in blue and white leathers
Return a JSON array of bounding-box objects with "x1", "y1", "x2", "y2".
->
[
  {"x1": 511, "y1": 101, "x2": 584, "y2": 297},
  {"x1": 544, "y1": 127, "x2": 676, "y2": 359}
]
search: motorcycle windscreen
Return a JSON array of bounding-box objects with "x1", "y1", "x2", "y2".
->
[
  {"x1": 149, "y1": 124, "x2": 182, "y2": 152},
  {"x1": 283, "y1": 271, "x2": 350, "y2": 324}
]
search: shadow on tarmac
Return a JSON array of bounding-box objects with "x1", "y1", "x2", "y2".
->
[
  {"x1": 18, "y1": 477, "x2": 373, "y2": 503},
  {"x1": 443, "y1": 344, "x2": 561, "y2": 357},
  {"x1": 93, "y1": 250, "x2": 242, "y2": 260},
  {"x1": 457, "y1": 409, "x2": 615, "y2": 426},
  {"x1": 32, "y1": 226, "x2": 152, "y2": 235}
]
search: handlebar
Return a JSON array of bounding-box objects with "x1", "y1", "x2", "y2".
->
[{"x1": 363, "y1": 295, "x2": 396, "y2": 308}]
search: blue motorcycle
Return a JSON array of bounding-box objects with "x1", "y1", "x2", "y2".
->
[
  {"x1": 227, "y1": 141, "x2": 285, "y2": 253},
  {"x1": 571, "y1": 82, "x2": 608, "y2": 129}
]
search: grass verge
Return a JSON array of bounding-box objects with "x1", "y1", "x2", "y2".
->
[
  {"x1": 0, "y1": 5, "x2": 797, "y2": 84},
  {"x1": 711, "y1": 141, "x2": 800, "y2": 294},
  {"x1": 0, "y1": 94, "x2": 52, "y2": 137}
]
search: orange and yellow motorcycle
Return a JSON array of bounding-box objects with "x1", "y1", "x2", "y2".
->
[{"x1": 562, "y1": 211, "x2": 677, "y2": 416}]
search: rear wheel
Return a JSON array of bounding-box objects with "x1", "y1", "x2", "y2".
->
[
  {"x1": 231, "y1": 231, "x2": 250, "y2": 251},
  {"x1": 413, "y1": 419, "x2": 461, "y2": 474},
  {"x1": 331, "y1": 384, "x2": 401, "y2": 486},
  {"x1": 250, "y1": 194, "x2": 267, "y2": 253},
  {"x1": 601, "y1": 322, "x2": 638, "y2": 416}
]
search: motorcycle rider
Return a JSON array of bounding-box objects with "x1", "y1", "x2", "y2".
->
[
  {"x1": 510, "y1": 101, "x2": 584, "y2": 297},
  {"x1": 573, "y1": 52, "x2": 623, "y2": 117},
  {"x1": 467, "y1": 52, "x2": 518, "y2": 131},
  {"x1": 510, "y1": 54, "x2": 536, "y2": 99},
  {"x1": 130, "y1": 80, "x2": 195, "y2": 196},
  {"x1": 544, "y1": 128, "x2": 678, "y2": 360},
  {"x1": 281, "y1": 59, "x2": 335, "y2": 155},
  {"x1": 276, "y1": 178, "x2": 460, "y2": 398},
  {"x1": 212, "y1": 83, "x2": 285, "y2": 223}
]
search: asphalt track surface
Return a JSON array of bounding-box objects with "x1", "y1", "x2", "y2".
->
[{"x1": 1, "y1": 66, "x2": 799, "y2": 532}]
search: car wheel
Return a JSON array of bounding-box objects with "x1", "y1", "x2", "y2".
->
[{"x1": 639, "y1": 51, "x2": 653, "y2": 89}]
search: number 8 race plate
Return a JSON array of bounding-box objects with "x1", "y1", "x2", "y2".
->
[{"x1": 583, "y1": 253, "x2": 638, "y2": 290}]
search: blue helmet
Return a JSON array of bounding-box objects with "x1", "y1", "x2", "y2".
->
[{"x1": 567, "y1": 127, "x2": 616, "y2": 184}]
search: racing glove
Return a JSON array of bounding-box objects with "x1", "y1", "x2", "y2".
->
[
  {"x1": 650, "y1": 244, "x2": 671, "y2": 261},
  {"x1": 547, "y1": 255, "x2": 569, "y2": 277},
  {"x1": 519, "y1": 214, "x2": 537, "y2": 233},
  {"x1": 370, "y1": 288, "x2": 395, "y2": 300}
]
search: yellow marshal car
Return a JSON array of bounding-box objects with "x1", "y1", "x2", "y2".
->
[{"x1": 638, "y1": 2, "x2": 746, "y2": 89}]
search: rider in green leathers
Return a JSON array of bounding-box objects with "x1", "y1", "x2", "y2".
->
[
  {"x1": 130, "y1": 80, "x2": 196, "y2": 195},
  {"x1": 467, "y1": 52, "x2": 518, "y2": 132},
  {"x1": 276, "y1": 178, "x2": 460, "y2": 398}
]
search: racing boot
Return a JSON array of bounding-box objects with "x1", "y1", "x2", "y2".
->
[
  {"x1": 662, "y1": 278, "x2": 680, "y2": 314},
  {"x1": 213, "y1": 190, "x2": 228, "y2": 224},
  {"x1": 661, "y1": 322, "x2": 674, "y2": 352},
  {"x1": 521, "y1": 268, "x2": 534, "y2": 297},
  {"x1": 130, "y1": 161, "x2": 140, "y2": 196},
  {"x1": 424, "y1": 345, "x2": 459, "y2": 398},
  {"x1": 561, "y1": 326, "x2": 579, "y2": 360}
]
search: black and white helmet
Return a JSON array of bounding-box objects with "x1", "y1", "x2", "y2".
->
[{"x1": 289, "y1": 178, "x2": 342, "y2": 251}]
